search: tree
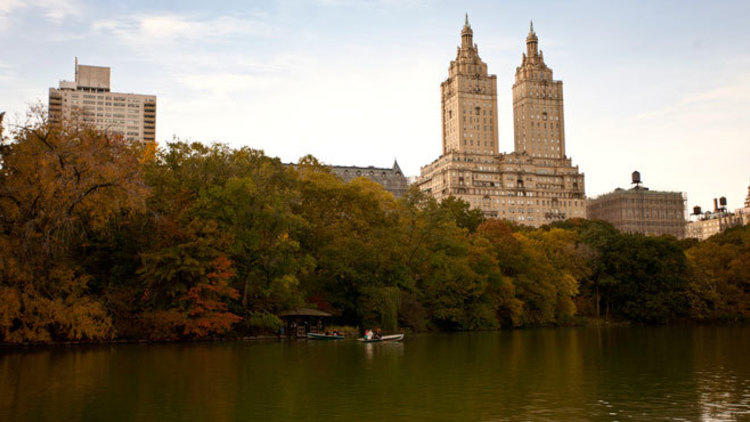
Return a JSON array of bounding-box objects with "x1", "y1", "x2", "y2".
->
[
  {"x1": 179, "y1": 256, "x2": 242, "y2": 337},
  {"x1": 295, "y1": 167, "x2": 403, "y2": 325},
  {"x1": 475, "y1": 219, "x2": 524, "y2": 325},
  {"x1": 686, "y1": 225, "x2": 750, "y2": 321},
  {"x1": 439, "y1": 196, "x2": 485, "y2": 233},
  {"x1": 138, "y1": 142, "x2": 309, "y2": 335},
  {"x1": 0, "y1": 109, "x2": 147, "y2": 343},
  {"x1": 602, "y1": 234, "x2": 690, "y2": 323}
]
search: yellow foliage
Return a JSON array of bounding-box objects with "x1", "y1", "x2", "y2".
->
[{"x1": 0, "y1": 108, "x2": 143, "y2": 343}]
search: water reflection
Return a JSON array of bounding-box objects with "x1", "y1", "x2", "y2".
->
[
  {"x1": 0, "y1": 326, "x2": 748, "y2": 421},
  {"x1": 363, "y1": 341, "x2": 404, "y2": 361}
]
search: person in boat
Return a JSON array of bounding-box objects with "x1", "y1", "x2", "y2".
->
[
  {"x1": 364, "y1": 329, "x2": 373, "y2": 340},
  {"x1": 375, "y1": 328, "x2": 382, "y2": 340}
]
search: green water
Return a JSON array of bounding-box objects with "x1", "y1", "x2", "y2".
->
[{"x1": 1, "y1": 326, "x2": 748, "y2": 421}]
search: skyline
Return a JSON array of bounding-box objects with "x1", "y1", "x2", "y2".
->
[{"x1": 1, "y1": 0, "x2": 749, "y2": 210}]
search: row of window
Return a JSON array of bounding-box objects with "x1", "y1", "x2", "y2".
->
[
  {"x1": 520, "y1": 114, "x2": 560, "y2": 122},
  {"x1": 74, "y1": 94, "x2": 134, "y2": 102}
]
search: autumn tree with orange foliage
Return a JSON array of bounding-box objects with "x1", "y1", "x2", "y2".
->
[
  {"x1": 0, "y1": 108, "x2": 148, "y2": 343},
  {"x1": 180, "y1": 256, "x2": 241, "y2": 337}
]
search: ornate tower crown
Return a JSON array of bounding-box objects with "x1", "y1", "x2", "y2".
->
[
  {"x1": 525, "y1": 20, "x2": 542, "y2": 62},
  {"x1": 461, "y1": 13, "x2": 474, "y2": 49},
  {"x1": 512, "y1": 21, "x2": 565, "y2": 159},
  {"x1": 440, "y1": 15, "x2": 498, "y2": 155},
  {"x1": 527, "y1": 21, "x2": 538, "y2": 41}
]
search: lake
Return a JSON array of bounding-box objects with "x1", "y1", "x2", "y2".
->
[{"x1": 1, "y1": 326, "x2": 748, "y2": 421}]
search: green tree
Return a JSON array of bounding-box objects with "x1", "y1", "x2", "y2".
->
[
  {"x1": 439, "y1": 196, "x2": 485, "y2": 233},
  {"x1": 686, "y1": 225, "x2": 749, "y2": 321},
  {"x1": 602, "y1": 234, "x2": 690, "y2": 323}
]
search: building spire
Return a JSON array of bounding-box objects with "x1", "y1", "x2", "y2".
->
[
  {"x1": 526, "y1": 20, "x2": 539, "y2": 57},
  {"x1": 461, "y1": 13, "x2": 473, "y2": 49}
]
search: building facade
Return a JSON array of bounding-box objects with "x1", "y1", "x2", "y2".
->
[
  {"x1": 686, "y1": 190, "x2": 750, "y2": 240},
  {"x1": 686, "y1": 210, "x2": 741, "y2": 240},
  {"x1": 587, "y1": 174, "x2": 686, "y2": 238},
  {"x1": 440, "y1": 15, "x2": 499, "y2": 156},
  {"x1": 49, "y1": 58, "x2": 156, "y2": 144},
  {"x1": 740, "y1": 183, "x2": 750, "y2": 226},
  {"x1": 330, "y1": 161, "x2": 408, "y2": 197},
  {"x1": 513, "y1": 22, "x2": 565, "y2": 159},
  {"x1": 418, "y1": 19, "x2": 586, "y2": 225}
]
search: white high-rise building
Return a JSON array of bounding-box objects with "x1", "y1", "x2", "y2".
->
[{"x1": 49, "y1": 58, "x2": 156, "y2": 144}]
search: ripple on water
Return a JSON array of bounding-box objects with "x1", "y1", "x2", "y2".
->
[{"x1": 0, "y1": 326, "x2": 749, "y2": 421}]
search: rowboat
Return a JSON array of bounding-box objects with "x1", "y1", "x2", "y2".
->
[
  {"x1": 358, "y1": 334, "x2": 404, "y2": 343},
  {"x1": 307, "y1": 332, "x2": 345, "y2": 340}
]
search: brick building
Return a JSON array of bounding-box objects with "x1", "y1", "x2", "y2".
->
[
  {"x1": 587, "y1": 172, "x2": 686, "y2": 238},
  {"x1": 686, "y1": 188, "x2": 750, "y2": 240}
]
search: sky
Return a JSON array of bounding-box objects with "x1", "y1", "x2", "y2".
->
[{"x1": 1, "y1": 0, "x2": 749, "y2": 210}]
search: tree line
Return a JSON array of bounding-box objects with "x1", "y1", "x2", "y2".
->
[{"x1": 0, "y1": 112, "x2": 747, "y2": 343}]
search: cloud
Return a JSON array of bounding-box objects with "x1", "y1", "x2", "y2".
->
[
  {"x1": 177, "y1": 72, "x2": 288, "y2": 95},
  {"x1": 92, "y1": 13, "x2": 273, "y2": 49},
  {"x1": 0, "y1": 60, "x2": 14, "y2": 84},
  {"x1": 156, "y1": 49, "x2": 443, "y2": 175},
  {"x1": 578, "y1": 71, "x2": 750, "y2": 210},
  {"x1": 680, "y1": 81, "x2": 750, "y2": 106},
  {"x1": 632, "y1": 74, "x2": 750, "y2": 125},
  {"x1": 0, "y1": 0, "x2": 22, "y2": 14},
  {"x1": 0, "y1": 0, "x2": 82, "y2": 27},
  {"x1": 313, "y1": 0, "x2": 435, "y2": 7}
]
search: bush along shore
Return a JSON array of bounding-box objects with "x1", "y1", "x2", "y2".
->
[{"x1": 0, "y1": 111, "x2": 748, "y2": 345}]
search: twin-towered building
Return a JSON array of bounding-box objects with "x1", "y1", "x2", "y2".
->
[
  {"x1": 417, "y1": 18, "x2": 586, "y2": 226},
  {"x1": 46, "y1": 20, "x2": 744, "y2": 237}
]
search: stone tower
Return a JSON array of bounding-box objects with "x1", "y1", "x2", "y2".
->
[
  {"x1": 512, "y1": 22, "x2": 565, "y2": 159},
  {"x1": 440, "y1": 14, "x2": 499, "y2": 155},
  {"x1": 418, "y1": 19, "x2": 586, "y2": 226}
]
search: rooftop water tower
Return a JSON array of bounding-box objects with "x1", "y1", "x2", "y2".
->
[{"x1": 631, "y1": 170, "x2": 642, "y2": 189}]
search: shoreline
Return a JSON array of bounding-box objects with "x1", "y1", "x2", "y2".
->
[{"x1": 3, "y1": 320, "x2": 747, "y2": 350}]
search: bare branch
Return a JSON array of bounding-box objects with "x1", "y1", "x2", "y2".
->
[
  {"x1": 0, "y1": 193, "x2": 22, "y2": 209},
  {"x1": 66, "y1": 182, "x2": 121, "y2": 216}
]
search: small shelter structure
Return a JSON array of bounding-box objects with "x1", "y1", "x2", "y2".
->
[{"x1": 280, "y1": 308, "x2": 332, "y2": 338}]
